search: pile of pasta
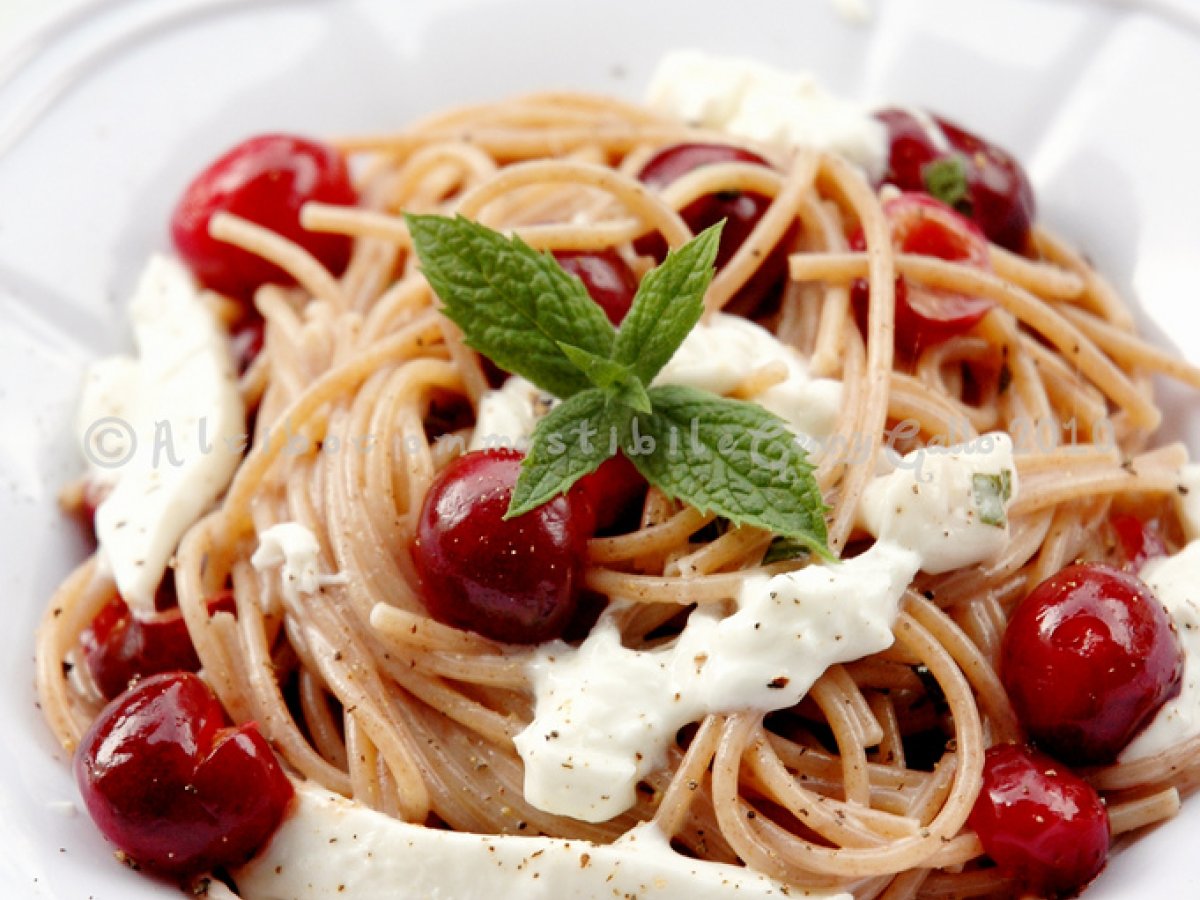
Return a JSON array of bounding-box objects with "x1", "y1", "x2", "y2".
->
[{"x1": 38, "y1": 92, "x2": 1200, "y2": 898}]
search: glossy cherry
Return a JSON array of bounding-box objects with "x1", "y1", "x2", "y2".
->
[
  {"x1": 875, "y1": 108, "x2": 1036, "y2": 251},
  {"x1": 413, "y1": 449, "x2": 589, "y2": 643},
  {"x1": 851, "y1": 193, "x2": 994, "y2": 354},
  {"x1": 82, "y1": 589, "x2": 237, "y2": 701},
  {"x1": 75, "y1": 672, "x2": 293, "y2": 878},
  {"x1": 969, "y1": 743, "x2": 1109, "y2": 898},
  {"x1": 634, "y1": 142, "x2": 791, "y2": 310},
  {"x1": 171, "y1": 134, "x2": 357, "y2": 301},
  {"x1": 1001, "y1": 562, "x2": 1183, "y2": 765},
  {"x1": 554, "y1": 249, "x2": 639, "y2": 326},
  {"x1": 1108, "y1": 513, "x2": 1167, "y2": 572},
  {"x1": 572, "y1": 452, "x2": 647, "y2": 534}
]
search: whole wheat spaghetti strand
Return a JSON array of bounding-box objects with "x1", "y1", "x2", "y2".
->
[{"x1": 789, "y1": 252, "x2": 1158, "y2": 429}]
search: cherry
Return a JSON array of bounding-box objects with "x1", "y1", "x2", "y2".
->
[
  {"x1": 554, "y1": 249, "x2": 638, "y2": 326},
  {"x1": 875, "y1": 108, "x2": 1036, "y2": 251},
  {"x1": 969, "y1": 743, "x2": 1109, "y2": 898},
  {"x1": 571, "y1": 452, "x2": 647, "y2": 535},
  {"x1": 851, "y1": 193, "x2": 994, "y2": 354},
  {"x1": 1001, "y1": 562, "x2": 1183, "y2": 765},
  {"x1": 75, "y1": 672, "x2": 293, "y2": 878},
  {"x1": 171, "y1": 134, "x2": 357, "y2": 301},
  {"x1": 413, "y1": 449, "x2": 589, "y2": 644},
  {"x1": 1108, "y1": 513, "x2": 1167, "y2": 572},
  {"x1": 634, "y1": 143, "x2": 792, "y2": 311},
  {"x1": 82, "y1": 589, "x2": 237, "y2": 701}
]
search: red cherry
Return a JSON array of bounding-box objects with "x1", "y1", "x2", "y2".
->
[
  {"x1": 937, "y1": 116, "x2": 1036, "y2": 253},
  {"x1": 874, "y1": 108, "x2": 941, "y2": 194},
  {"x1": 875, "y1": 108, "x2": 1036, "y2": 251},
  {"x1": 634, "y1": 143, "x2": 793, "y2": 311},
  {"x1": 75, "y1": 672, "x2": 293, "y2": 878},
  {"x1": 1108, "y1": 513, "x2": 1167, "y2": 572},
  {"x1": 571, "y1": 452, "x2": 647, "y2": 534},
  {"x1": 553, "y1": 249, "x2": 639, "y2": 326},
  {"x1": 969, "y1": 744, "x2": 1109, "y2": 898},
  {"x1": 171, "y1": 134, "x2": 357, "y2": 301},
  {"x1": 1001, "y1": 562, "x2": 1183, "y2": 765},
  {"x1": 82, "y1": 590, "x2": 237, "y2": 701},
  {"x1": 413, "y1": 449, "x2": 589, "y2": 644},
  {"x1": 851, "y1": 193, "x2": 993, "y2": 354}
]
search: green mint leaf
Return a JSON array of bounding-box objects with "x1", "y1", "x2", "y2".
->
[
  {"x1": 972, "y1": 470, "x2": 1013, "y2": 528},
  {"x1": 922, "y1": 156, "x2": 971, "y2": 211},
  {"x1": 556, "y1": 342, "x2": 652, "y2": 414},
  {"x1": 620, "y1": 385, "x2": 831, "y2": 558},
  {"x1": 613, "y1": 223, "x2": 722, "y2": 384},
  {"x1": 762, "y1": 537, "x2": 812, "y2": 565},
  {"x1": 506, "y1": 389, "x2": 621, "y2": 519},
  {"x1": 405, "y1": 214, "x2": 616, "y2": 398}
]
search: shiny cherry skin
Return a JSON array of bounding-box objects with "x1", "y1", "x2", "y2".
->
[
  {"x1": 875, "y1": 108, "x2": 1036, "y2": 251},
  {"x1": 413, "y1": 449, "x2": 589, "y2": 643},
  {"x1": 554, "y1": 249, "x2": 639, "y2": 326},
  {"x1": 969, "y1": 743, "x2": 1109, "y2": 898},
  {"x1": 1108, "y1": 513, "x2": 1167, "y2": 572},
  {"x1": 1001, "y1": 562, "x2": 1183, "y2": 765},
  {"x1": 571, "y1": 452, "x2": 647, "y2": 534},
  {"x1": 75, "y1": 672, "x2": 293, "y2": 878},
  {"x1": 171, "y1": 134, "x2": 357, "y2": 301},
  {"x1": 635, "y1": 143, "x2": 792, "y2": 310},
  {"x1": 851, "y1": 193, "x2": 994, "y2": 353},
  {"x1": 82, "y1": 590, "x2": 237, "y2": 701}
]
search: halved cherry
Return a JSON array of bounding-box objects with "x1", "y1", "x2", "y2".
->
[
  {"x1": 75, "y1": 672, "x2": 293, "y2": 878},
  {"x1": 1108, "y1": 513, "x2": 1167, "y2": 572},
  {"x1": 171, "y1": 134, "x2": 357, "y2": 302},
  {"x1": 875, "y1": 108, "x2": 1036, "y2": 251},
  {"x1": 1001, "y1": 562, "x2": 1183, "y2": 764},
  {"x1": 82, "y1": 590, "x2": 237, "y2": 700},
  {"x1": 851, "y1": 193, "x2": 994, "y2": 354},
  {"x1": 413, "y1": 449, "x2": 590, "y2": 643},
  {"x1": 634, "y1": 142, "x2": 792, "y2": 311},
  {"x1": 969, "y1": 743, "x2": 1109, "y2": 898}
]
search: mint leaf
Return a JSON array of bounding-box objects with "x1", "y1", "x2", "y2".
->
[
  {"x1": 506, "y1": 389, "x2": 619, "y2": 518},
  {"x1": 762, "y1": 537, "x2": 811, "y2": 565},
  {"x1": 613, "y1": 223, "x2": 722, "y2": 384},
  {"x1": 556, "y1": 343, "x2": 652, "y2": 413},
  {"x1": 922, "y1": 156, "x2": 970, "y2": 211},
  {"x1": 406, "y1": 214, "x2": 615, "y2": 398},
  {"x1": 972, "y1": 470, "x2": 1013, "y2": 527},
  {"x1": 621, "y1": 385, "x2": 831, "y2": 558}
]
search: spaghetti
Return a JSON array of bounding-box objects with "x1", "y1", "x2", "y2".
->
[{"x1": 36, "y1": 87, "x2": 1200, "y2": 899}]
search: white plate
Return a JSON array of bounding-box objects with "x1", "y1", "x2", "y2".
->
[{"x1": 2, "y1": 0, "x2": 1198, "y2": 896}]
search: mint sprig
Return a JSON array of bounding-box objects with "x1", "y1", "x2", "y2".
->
[
  {"x1": 405, "y1": 215, "x2": 615, "y2": 398},
  {"x1": 406, "y1": 214, "x2": 832, "y2": 558}
]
